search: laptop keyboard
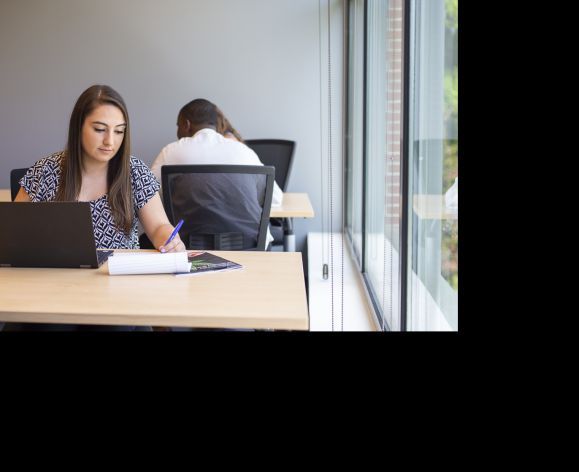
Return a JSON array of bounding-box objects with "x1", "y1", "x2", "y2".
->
[{"x1": 97, "y1": 250, "x2": 114, "y2": 266}]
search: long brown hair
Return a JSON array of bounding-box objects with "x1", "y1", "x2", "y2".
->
[
  {"x1": 216, "y1": 107, "x2": 243, "y2": 143},
  {"x1": 216, "y1": 106, "x2": 243, "y2": 142},
  {"x1": 55, "y1": 85, "x2": 133, "y2": 233}
]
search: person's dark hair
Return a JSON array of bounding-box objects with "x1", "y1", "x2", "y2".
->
[
  {"x1": 216, "y1": 106, "x2": 244, "y2": 142},
  {"x1": 179, "y1": 98, "x2": 218, "y2": 128},
  {"x1": 55, "y1": 84, "x2": 133, "y2": 233}
]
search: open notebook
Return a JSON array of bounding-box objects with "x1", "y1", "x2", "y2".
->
[{"x1": 108, "y1": 250, "x2": 242, "y2": 276}]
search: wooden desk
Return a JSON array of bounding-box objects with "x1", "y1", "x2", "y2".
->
[
  {"x1": 269, "y1": 193, "x2": 314, "y2": 252},
  {"x1": 413, "y1": 194, "x2": 457, "y2": 220},
  {"x1": 0, "y1": 251, "x2": 309, "y2": 330},
  {"x1": 0, "y1": 189, "x2": 316, "y2": 213},
  {"x1": 270, "y1": 193, "x2": 314, "y2": 218}
]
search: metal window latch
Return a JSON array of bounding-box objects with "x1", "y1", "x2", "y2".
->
[{"x1": 323, "y1": 263, "x2": 328, "y2": 280}]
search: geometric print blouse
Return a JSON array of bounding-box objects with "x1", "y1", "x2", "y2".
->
[{"x1": 20, "y1": 151, "x2": 161, "y2": 249}]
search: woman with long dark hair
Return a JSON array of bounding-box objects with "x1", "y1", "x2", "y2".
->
[{"x1": 14, "y1": 84, "x2": 185, "y2": 253}]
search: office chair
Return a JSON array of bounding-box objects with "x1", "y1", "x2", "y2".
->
[
  {"x1": 244, "y1": 139, "x2": 296, "y2": 191},
  {"x1": 161, "y1": 164, "x2": 275, "y2": 251},
  {"x1": 244, "y1": 139, "x2": 296, "y2": 248},
  {"x1": 10, "y1": 168, "x2": 28, "y2": 201}
]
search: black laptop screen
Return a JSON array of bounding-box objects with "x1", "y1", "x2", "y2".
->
[{"x1": 0, "y1": 202, "x2": 109, "y2": 268}]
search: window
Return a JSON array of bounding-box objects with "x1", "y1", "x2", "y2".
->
[
  {"x1": 346, "y1": 0, "x2": 404, "y2": 331},
  {"x1": 345, "y1": 0, "x2": 458, "y2": 331},
  {"x1": 365, "y1": 0, "x2": 404, "y2": 331},
  {"x1": 345, "y1": 0, "x2": 365, "y2": 263},
  {"x1": 407, "y1": 0, "x2": 458, "y2": 330}
]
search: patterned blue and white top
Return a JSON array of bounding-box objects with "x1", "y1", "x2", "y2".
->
[{"x1": 19, "y1": 151, "x2": 160, "y2": 249}]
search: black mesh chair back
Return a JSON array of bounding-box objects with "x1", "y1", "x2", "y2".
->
[
  {"x1": 244, "y1": 140, "x2": 296, "y2": 248},
  {"x1": 244, "y1": 139, "x2": 296, "y2": 191},
  {"x1": 10, "y1": 168, "x2": 28, "y2": 201},
  {"x1": 161, "y1": 165, "x2": 275, "y2": 251}
]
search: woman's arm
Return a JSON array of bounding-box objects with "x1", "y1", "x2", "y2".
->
[
  {"x1": 14, "y1": 187, "x2": 31, "y2": 202},
  {"x1": 138, "y1": 193, "x2": 186, "y2": 252}
]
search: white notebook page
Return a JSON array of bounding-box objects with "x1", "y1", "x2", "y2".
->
[{"x1": 108, "y1": 252, "x2": 190, "y2": 275}]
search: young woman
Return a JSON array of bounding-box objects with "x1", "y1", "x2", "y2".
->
[{"x1": 15, "y1": 84, "x2": 185, "y2": 253}]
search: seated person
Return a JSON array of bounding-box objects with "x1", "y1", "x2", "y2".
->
[
  {"x1": 16, "y1": 85, "x2": 185, "y2": 253},
  {"x1": 5, "y1": 84, "x2": 185, "y2": 332},
  {"x1": 150, "y1": 98, "x2": 283, "y2": 249}
]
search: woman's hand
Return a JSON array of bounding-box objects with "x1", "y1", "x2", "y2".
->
[
  {"x1": 158, "y1": 231, "x2": 186, "y2": 253},
  {"x1": 138, "y1": 193, "x2": 187, "y2": 253}
]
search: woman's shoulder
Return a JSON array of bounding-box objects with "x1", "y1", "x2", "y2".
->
[
  {"x1": 31, "y1": 150, "x2": 65, "y2": 171},
  {"x1": 129, "y1": 155, "x2": 147, "y2": 168},
  {"x1": 129, "y1": 155, "x2": 155, "y2": 173},
  {"x1": 20, "y1": 151, "x2": 65, "y2": 201},
  {"x1": 128, "y1": 156, "x2": 160, "y2": 207},
  {"x1": 129, "y1": 156, "x2": 158, "y2": 184}
]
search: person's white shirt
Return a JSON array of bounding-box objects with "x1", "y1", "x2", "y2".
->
[{"x1": 151, "y1": 128, "x2": 283, "y2": 246}]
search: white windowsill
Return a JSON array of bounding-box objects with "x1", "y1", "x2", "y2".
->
[{"x1": 307, "y1": 232, "x2": 378, "y2": 331}]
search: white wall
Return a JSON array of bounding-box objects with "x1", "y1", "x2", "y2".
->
[{"x1": 0, "y1": 0, "x2": 344, "y2": 251}]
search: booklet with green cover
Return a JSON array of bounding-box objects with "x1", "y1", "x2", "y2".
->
[{"x1": 176, "y1": 251, "x2": 243, "y2": 277}]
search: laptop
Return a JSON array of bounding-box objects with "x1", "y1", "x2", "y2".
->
[{"x1": 0, "y1": 202, "x2": 113, "y2": 268}]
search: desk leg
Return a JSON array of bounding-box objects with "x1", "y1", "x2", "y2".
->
[{"x1": 283, "y1": 218, "x2": 296, "y2": 252}]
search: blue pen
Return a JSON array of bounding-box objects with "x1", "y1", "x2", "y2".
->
[{"x1": 162, "y1": 219, "x2": 184, "y2": 249}]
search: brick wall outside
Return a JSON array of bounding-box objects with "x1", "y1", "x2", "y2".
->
[{"x1": 385, "y1": 0, "x2": 403, "y2": 226}]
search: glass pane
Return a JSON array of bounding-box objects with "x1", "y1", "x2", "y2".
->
[
  {"x1": 407, "y1": 0, "x2": 458, "y2": 331},
  {"x1": 345, "y1": 0, "x2": 365, "y2": 262},
  {"x1": 364, "y1": 0, "x2": 404, "y2": 331}
]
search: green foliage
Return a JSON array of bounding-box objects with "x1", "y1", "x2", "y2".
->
[
  {"x1": 444, "y1": 67, "x2": 458, "y2": 124},
  {"x1": 446, "y1": 0, "x2": 458, "y2": 29},
  {"x1": 443, "y1": 140, "x2": 458, "y2": 191},
  {"x1": 441, "y1": 218, "x2": 458, "y2": 291},
  {"x1": 442, "y1": 140, "x2": 458, "y2": 291},
  {"x1": 442, "y1": 0, "x2": 458, "y2": 292}
]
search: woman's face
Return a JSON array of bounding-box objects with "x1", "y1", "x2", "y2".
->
[{"x1": 81, "y1": 104, "x2": 126, "y2": 165}]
